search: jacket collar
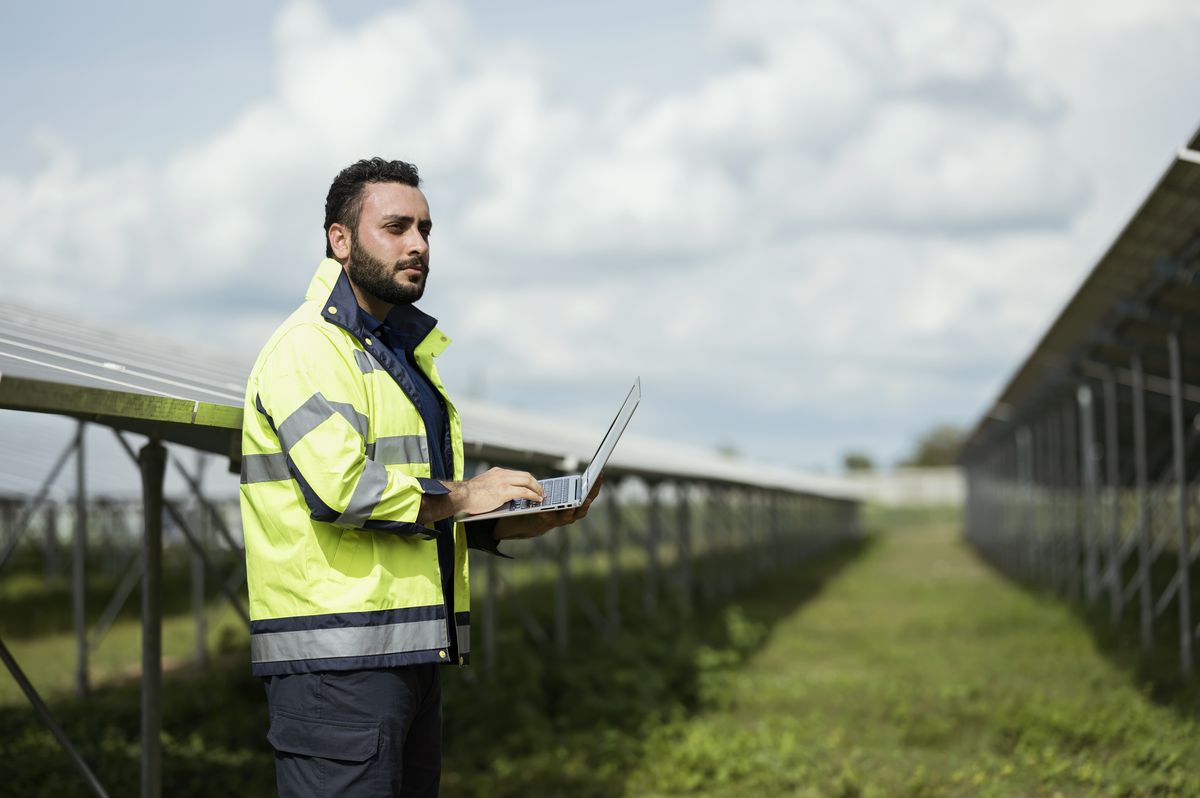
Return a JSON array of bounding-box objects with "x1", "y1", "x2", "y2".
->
[{"x1": 305, "y1": 258, "x2": 451, "y2": 357}]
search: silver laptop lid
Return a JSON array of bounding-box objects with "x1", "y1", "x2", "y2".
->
[{"x1": 583, "y1": 378, "x2": 641, "y2": 492}]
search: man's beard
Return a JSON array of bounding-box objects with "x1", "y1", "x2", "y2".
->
[{"x1": 347, "y1": 236, "x2": 427, "y2": 305}]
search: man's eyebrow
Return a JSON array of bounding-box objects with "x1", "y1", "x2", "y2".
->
[{"x1": 378, "y1": 214, "x2": 433, "y2": 228}]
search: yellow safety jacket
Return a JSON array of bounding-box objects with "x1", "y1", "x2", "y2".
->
[{"x1": 240, "y1": 259, "x2": 469, "y2": 676}]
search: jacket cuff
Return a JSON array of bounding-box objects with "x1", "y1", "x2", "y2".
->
[
  {"x1": 466, "y1": 519, "x2": 512, "y2": 559},
  {"x1": 417, "y1": 477, "x2": 451, "y2": 496}
]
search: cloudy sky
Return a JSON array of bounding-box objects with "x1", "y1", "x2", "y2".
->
[{"x1": 2, "y1": 0, "x2": 1199, "y2": 472}]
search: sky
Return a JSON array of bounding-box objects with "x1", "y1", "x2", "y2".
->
[{"x1": 2, "y1": 0, "x2": 1199, "y2": 474}]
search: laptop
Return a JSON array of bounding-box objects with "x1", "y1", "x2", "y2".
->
[{"x1": 461, "y1": 378, "x2": 641, "y2": 522}]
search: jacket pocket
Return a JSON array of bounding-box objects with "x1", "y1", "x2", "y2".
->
[{"x1": 267, "y1": 709, "x2": 380, "y2": 762}]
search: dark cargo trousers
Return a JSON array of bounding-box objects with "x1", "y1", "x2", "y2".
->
[{"x1": 263, "y1": 665, "x2": 442, "y2": 797}]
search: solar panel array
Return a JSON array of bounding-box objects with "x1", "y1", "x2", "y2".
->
[
  {"x1": 0, "y1": 301, "x2": 854, "y2": 501},
  {"x1": 962, "y1": 124, "x2": 1200, "y2": 463}
]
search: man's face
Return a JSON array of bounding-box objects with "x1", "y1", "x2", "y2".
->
[{"x1": 346, "y1": 182, "x2": 432, "y2": 306}]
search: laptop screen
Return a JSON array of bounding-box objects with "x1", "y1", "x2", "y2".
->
[{"x1": 583, "y1": 378, "x2": 641, "y2": 492}]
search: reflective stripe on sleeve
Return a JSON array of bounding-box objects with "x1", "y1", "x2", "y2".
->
[
  {"x1": 457, "y1": 624, "x2": 470, "y2": 655},
  {"x1": 365, "y1": 435, "x2": 429, "y2": 465},
  {"x1": 336, "y1": 458, "x2": 389, "y2": 527},
  {"x1": 241, "y1": 452, "x2": 293, "y2": 484},
  {"x1": 276, "y1": 392, "x2": 369, "y2": 452},
  {"x1": 353, "y1": 349, "x2": 376, "y2": 374},
  {"x1": 250, "y1": 619, "x2": 446, "y2": 664}
]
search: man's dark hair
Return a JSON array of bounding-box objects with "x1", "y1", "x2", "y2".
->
[{"x1": 324, "y1": 158, "x2": 421, "y2": 257}]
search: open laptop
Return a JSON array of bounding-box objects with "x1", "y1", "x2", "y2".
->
[{"x1": 462, "y1": 378, "x2": 641, "y2": 522}]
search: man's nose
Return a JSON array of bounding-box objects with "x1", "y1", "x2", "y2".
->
[{"x1": 406, "y1": 230, "x2": 429, "y2": 257}]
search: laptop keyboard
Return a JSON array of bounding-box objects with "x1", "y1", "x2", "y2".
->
[{"x1": 510, "y1": 477, "x2": 574, "y2": 510}]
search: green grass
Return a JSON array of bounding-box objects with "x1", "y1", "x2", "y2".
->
[
  {"x1": 3, "y1": 506, "x2": 1199, "y2": 796},
  {"x1": 614, "y1": 509, "x2": 1200, "y2": 797},
  {"x1": 0, "y1": 604, "x2": 248, "y2": 706}
]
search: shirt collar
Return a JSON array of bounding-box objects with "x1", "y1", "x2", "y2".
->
[
  {"x1": 308, "y1": 258, "x2": 440, "y2": 352},
  {"x1": 359, "y1": 304, "x2": 438, "y2": 354}
]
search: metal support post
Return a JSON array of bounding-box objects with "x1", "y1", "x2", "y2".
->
[
  {"x1": 1029, "y1": 419, "x2": 1042, "y2": 585},
  {"x1": 162, "y1": 499, "x2": 251, "y2": 628},
  {"x1": 1017, "y1": 426, "x2": 1033, "y2": 581},
  {"x1": 45, "y1": 504, "x2": 59, "y2": 582},
  {"x1": 73, "y1": 421, "x2": 89, "y2": 698},
  {"x1": 1132, "y1": 354, "x2": 1153, "y2": 649},
  {"x1": 1063, "y1": 399, "x2": 1081, "y2": 602},
  {"x1": 677, "y1": 482, "x2": 693, "y2": 616},
  {"x1": 1051, "y1": 405, "x2": 1066, "y2": 595},
  {"x1": 1044, "y1": 412, "x2": 1059, "y2": 591},
  {"x1": 139, "y1": 440, "x2": 166, "y2": 798},
  {"x1": 42, "y1": 496, "x2": 61, "y2": 582},
  {"x1": 1103, "y1": 371, "x2": 1123, "y2": 623},
  {"x1": 1078, "y1": 385, "x2": 1100, "y2": 604},
  {"x1": 1167, "y1": 331, "x2": 1193, "y2": 672},
  {"x1": 555, "y1": 515, "x2": 569, "y2": 654},
  {"x1": 644, "y1": 482, "x2": 660, "y2": 616},
  {"x1": 484, "y1": 548, "x2": 498, "y2": 677},
  {"x1": 0, "y1": 637, "x2": 110, "y2": 798},
  {"x1": 605, "y1": 483, "x2": 622, "y2": 631},
  {"x1": 707, "y1": 486, "x2": 721, "y2": 598},
  {"x1": 0, "y1": 436, "x2": 76, "y2": 573},
  {"x1": 191, "y1": 452, "x2": 208, "y2": 669}
]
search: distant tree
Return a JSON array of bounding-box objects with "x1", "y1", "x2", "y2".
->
[
  {"x1": 900, "y1": 424, "x2": 965, "y2": 468},
  {"x1": 842, "y1": 451, "x2": 875, "y2": 472},
  {"x1": 715, "y1": 443, "x2": 740, "y2": 460}
]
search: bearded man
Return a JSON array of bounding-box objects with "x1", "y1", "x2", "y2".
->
[{"x1": 240, "y1": 158, "x2": 599, "y2": 797}]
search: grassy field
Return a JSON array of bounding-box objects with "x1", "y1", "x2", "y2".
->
[
  {"x1": 3, "y1": 505, "x2": 1199, "y2": 796},
  {"x1": 613, "y1": 507, "x2": 1200, "y2": 797}
]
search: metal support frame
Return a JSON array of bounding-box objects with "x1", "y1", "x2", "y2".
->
[
  {"x1": 0, "y1": 637, "x2": 110, "y2": 798},
  {"x1": 1167, "y1": 331, "x2": 1193, "y2": 672},
  {"x1": 1017, "y1": 426, "x2": 1033, "y2": 582},
  {"x1": 644, "y1": 482, "x2": 660, "y2": 616},
  {"x1": 605, "y1": 482, "x2": 622, "y2": 632},
  {"x1": 1063, "y1": 398, "x2": 1081, "y2": 602},
  {"x1": 138, "y1": 439, "x2": 165, "y2": 798},
  {"x1": 1103, "y1": 371, "x2": 1123, "y2": 623},
  {"x1": 0, "y1": 435, "x2": 76, "y2": 571},
  {"x1": 1132, "y1": 354, "x2": 1154, "y2": 648},
  {"x1": 73, "y1": 421, "x2": 89, "y2": 698},
  {"x1": 962, "y1": 227, "x2": 1200, "y2": 677},
  {"x1": 677, "y1": 481, "x2": 693, "y2": 616},
  {"x1": 191, "y1": 451, "x2": 208, "y2": 669},
  {"x1": 4, "y1": 433, "x2": 861, "y2": 797},
  {"x1": 1079, "y1": 385, "x2": 1101, "y2": 604}
]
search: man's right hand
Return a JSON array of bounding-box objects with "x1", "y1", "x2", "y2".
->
[{"x1": 417, "y1": 467, "x2": 544, "y2": 524}]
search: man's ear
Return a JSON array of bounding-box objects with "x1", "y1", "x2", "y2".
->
[{"x1": 328, "y1": 223, "x2": 352, "y2": 261}]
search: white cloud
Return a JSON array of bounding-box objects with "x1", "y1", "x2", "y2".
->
[{"x1": 2, "y1": 0, "x2": 1199, "y2": 469}]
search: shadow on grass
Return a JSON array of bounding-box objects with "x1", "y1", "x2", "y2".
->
[
  {"x1": 1070, "y1": 557, "x2": 1200, "y2": 718},
  {"x1": 0, "y1": 533, "x2": 873, "y2": 798},
  {"x1": 971, "y1": 540, "x2": 1200, "y2": 718}
]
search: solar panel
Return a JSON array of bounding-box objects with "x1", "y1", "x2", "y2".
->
[
  {"x1": 0, "y1": 301, "x2": 854, "y2": 499},
  {"x1": 962, "y1": 124, "x2": 1200, "y2": 457}
]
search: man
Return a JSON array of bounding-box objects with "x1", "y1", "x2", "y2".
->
[{"x1": 240, "y1": 157, "x2": 600, "y2": 797}]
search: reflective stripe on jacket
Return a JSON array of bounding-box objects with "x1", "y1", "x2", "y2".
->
[{"x1": 240, "y1": 259, "x2": 469, "y2": 676}]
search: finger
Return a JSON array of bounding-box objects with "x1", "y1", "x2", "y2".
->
[
  {"x1": 513, "y1": 471, "x2": 544, "y2": 498},
  {"x1": 514, "y1": 487, "x2": 544, "y2": 503},
  {"x1": 585, "y1": 475, "x2": 603, "y2": 501}
]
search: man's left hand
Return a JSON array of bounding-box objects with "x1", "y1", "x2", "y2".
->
[{"x1": 493, "y1": 474, "x2": 604, "y2": 541}]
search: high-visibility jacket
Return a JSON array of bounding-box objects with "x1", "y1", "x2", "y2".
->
[{"x1": 240, "y1": 259, "x2": 469, "y2": 677}]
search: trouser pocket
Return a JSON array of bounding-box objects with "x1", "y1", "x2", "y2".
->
[{"x1": 268, "y1": 709, "x2": 383, "y2": 797}]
